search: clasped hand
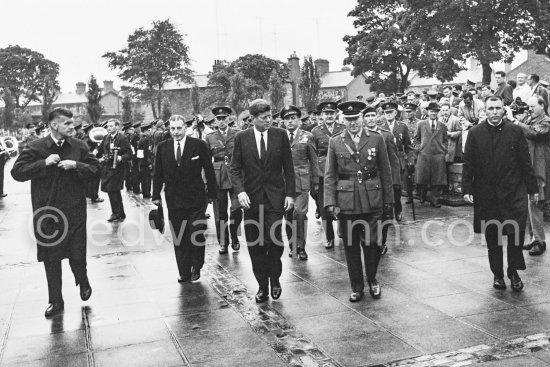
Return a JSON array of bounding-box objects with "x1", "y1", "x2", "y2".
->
[{"x1": 45, "y1": 154, "x2": 76, "y2": 170}]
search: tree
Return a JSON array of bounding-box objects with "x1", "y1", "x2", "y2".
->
[
  {"x1": 41, "y1": 75, "x2": 59, "y2": 123},
  {"x1": 132, "y1": 110, "x2": 145, "y2": 123},
  {"x1": 409, "y1": 0, "x2": 550, "y2": 84},
  {"x1": 227, "y1": 72, "x2": 249, "y2": 120},
  {"x1": 161, "y1": 97, "x2": 172, "y2": 121},
  {"x1": 122, "y1": 95, "x2": 133, "y2": 122},
  {"x1": 103, "y1": 19, "x2": 193, "y2": 118},
  {"x1": 0, "y1": 90, "x2": 15, "y2": 129},
  {"x1": 299, "y1": 56, "x2": 321, "y2": 112},
  {"x1": 0, "y1": 45, "x2": 59, "y2": 109},
  {"x1": 191, "y1": 82, "x2": 201, "y2": 115},
  {"x1": 343, "y1": 1, "x2": 462, "y2": 93},
  {"x1": 268, "y1": 70, "x2": 286, "y2": 112},
  {"x1": 86, "y1": 75, "x2": 104, "y2": 125}
]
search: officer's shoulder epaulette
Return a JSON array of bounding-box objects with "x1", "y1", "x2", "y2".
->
[
  {"x1": 332, "y1": 130, "x2": 345, "y2": 137},
  {"x1": 367, "y1": 127, "x2": 382, "y2": 134},
  {"x1": 206, "y1": 130, "x2": 216, "y2": 135}
]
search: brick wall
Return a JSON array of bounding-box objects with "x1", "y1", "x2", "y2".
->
[{"x1": 507, "y1": 50, "x2": 550, "y2": 83}]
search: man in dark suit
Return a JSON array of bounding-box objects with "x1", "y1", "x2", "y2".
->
[
  {"x1": 11, "y1": 108, "x2": 101, "y2": 317},
  {"x1": 463, "y1": 95, "x2": 538, "y2": 291},
  {"x1": 152, "y1": 115, "x2": 217, "y2": 282},
  {"x1": 205, "y1": 106, "x2": 242, "y2": 254},
  {"x1": 0, "y1": 139, "x2": 9, "y2": 198},
  {"x1": 137, "y1": 122, "x2": 154, "y2": 198},
  {"x1": 229, "y1": 99, "x2": 295, "y2": 303},
  {"x1": 98, "y1": 119, "x2": 133, "y2": 221}
]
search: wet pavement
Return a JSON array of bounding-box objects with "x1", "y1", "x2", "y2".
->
[{"x1": 1, "y1": 158, "x2": 550, "y2": 367}]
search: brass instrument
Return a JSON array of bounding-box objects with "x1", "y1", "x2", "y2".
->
[
  {"x1": 0, "y1": 136, "x2": 18, "y2": 158},
  {"x1": 89, "y1": 127, "x2": 108, "y2": 143},
  {"x1": 111, "y1": 147, "x2": 120, "y2": 169}
]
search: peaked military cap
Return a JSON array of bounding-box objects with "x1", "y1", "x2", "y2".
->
[
  {"x1": 317, "y1": 101, "x2": 338, "y2": 112},
  {"x1": 362, "y1": 105, "x2": 377, "y2": 115},
  {"x1": 301, "y1": 115, "x2": 309, "y2": 122},
  {"x1": 338, "y1": 101, "x2": 366, "y2": 118},
  {"x1": 280, "y1": 105, "x2": 301, "y2": 119},
  {"x1": 212, "y1": 106, "x2": 232, "y2": 117},
  {"x1": 381, "y1": 101, "x2": 398, "y2": 111},
  {"x1": 132, "y1": 121, "x2": 142, "y2": 128},
  {"x1": 82, "y1": 123, "x2": 93, "y2": 132},
  {"x1": 271, "y1": 112, "x2": 280, "y2": 119},
  {"x1": 403, "y1": 102, "x2": 418, "y2": 111},
  {"x1": 140, "y1": 121, "x2": 153, "y2": 131},
  {"x1": 427, "y1": 90, "x2": 438, "y2": 98}
]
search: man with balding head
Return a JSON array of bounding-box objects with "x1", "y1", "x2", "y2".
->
[{"x1": 514, "y1": 73, "x2": 532, "y2": 103}]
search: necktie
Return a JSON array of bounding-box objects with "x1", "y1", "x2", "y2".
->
[
  {"x1": 260, "y1": 133, "x2": 266, "y2": 162},
  {"x1": 57, "y1": 141, "x2": 63, "y2": 149},
  {"x1": 431, "y1": 121, "x2": 436, "y2": 132},
  {"x1": 176, "y1": 142, "x2": 181, "y2": 165},
  {"x1": 289, "y1": 132, "x2": 294, "y2": 144}
]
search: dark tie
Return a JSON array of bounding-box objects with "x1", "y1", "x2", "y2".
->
[
  {"x1": 289, "y1": 132, "x2": 294, "y2": 145},
  {"x1": 260, "y1": 133, "x2": 266, "y2": 162},
  {"x1": 57, "y1": 141, "x2": 63, "y2": 149},
  {"x1": 431, "y1": 121, "x2": 436, "y2": 132},
  {"x1": 176, "y1": 142, "x2": 182, "y2": 166}
]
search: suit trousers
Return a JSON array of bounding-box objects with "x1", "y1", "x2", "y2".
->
[
  {"x1": 340, "y1": 212, "x2": 382, "y2": 293},
  {"x1": 131, "y1": 159, "x2": 141, "y2": 193},
  {"x1": 484, "y1": 226, "x2": 526, "y2": 278},
  {"x1": 0, "y1": 160, "x2": 5, "y2": 195},
  {"x1": 526, "y1": 200, "x2": 546, "y2": 242},
  {"x1": 107, "y1": 191, "x2": 125, "y2": 216},
  {"x1": 44, "y1": 259, "x2": 88, "y2": 303},
  {"x1": 138, "y1": 167, "x2": 151, "y2": 197},
  {"x1": 86, "y1": 176, "x2": 101, "y2": 200},
  {"x1": 393, "y1": 186, "x2": 402, "y2": 215},
  {"x1": 124, "y1": 163, "x2": 133, "y2": 190},
  {"x1": 213, "y1": 189, "x2": 243, "y2": 245},
  {"x1": 244, "y1": 193, "x2": 285, "y2": 290},
  {"x1": 285, "y1": 191, "x2": 310, "y2": 250},
  {"x1": 168, "y1": 208, "x2": 206, "y2": 278},
  {"x1": 318, "y1": 177, "x2": 335, "y2": 241}
]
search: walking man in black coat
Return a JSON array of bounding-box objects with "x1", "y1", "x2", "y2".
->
[
  {"x1": 229, "y1": 99, "x2": 295, "y2": 303},
  {"x1": 463, "y1": 95, "x2": 538, "y2": 291},
  {"x1": 11, "y1": 108, "x2": 101, "y2": 317},
  {"x1": 152, "y1": 115, "x2": 217, "y2": 282},
  {"x1": 98, "y1": 119, "x2": 133, "y2": 222}
]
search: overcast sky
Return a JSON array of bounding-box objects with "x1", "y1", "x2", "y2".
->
[{"x1": 0, "y1": 0, "x2": 358, "y2": 93}]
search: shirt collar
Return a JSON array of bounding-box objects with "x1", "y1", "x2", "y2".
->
[
  {"x1": 50, "y1": 134, "x2": 64, "y2": 145},
  {"x1": 487, "y1": 119, "x2": 504, "y2": 128},
  {"x1": 288, "y1": 128, "x2": 299, "y2": 136},
  {"x1": 174, "y1": 136, "x2": 186, "y2": 146},
  {"x1": 254, "y1": 127, "x2": 268, "y2": 136}
]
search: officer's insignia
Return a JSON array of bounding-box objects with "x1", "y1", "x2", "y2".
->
[
  {"x1": 367, "y1": 147, "x2": 377, "y2": 160},
  {"x1": 399, "y1": 133, "x2": 403, "y2": 140},
  {"x1": 299, "y1": 136, "x2": 309, "y2": 144},
  {"x1": 348, "y1": 106, "x2": 353, "y2": 111}
]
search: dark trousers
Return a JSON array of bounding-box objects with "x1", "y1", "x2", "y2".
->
[
  {"x1": 419, "y1": 184, "x2": 442, "y2": 203},
  {"x1": 132, "y1": 159, "x2": 140, "y2": 193},
  {"x1": 393, "y1": 186, "x2": 402, "y2": 215},
  {"x1": 124, "y1": 163, "x2": 133, "y2": 190},
  {"x1": 485, "y1": 227, "x2": 526, "y2": 278},
  {"x1": 107, "y1": 191, "x2": 125, "y2": 216},
  {"x1": 285, "y1": 208, "x2": 307, "y2": 250},
  {"x1": 168, "y1": 207, "x2": 206, "y2": 277},
  {"x1": 243, "y1": 194, "x2": 285, "y2": 290},
  {"x1": 213, "y1": 189, "x2": 242, "y2": 245},
  {"x1": 138, "y1": 166, "x2": 151, "y2": 197},
  {"x1": 0, "y1": 160, "x2": 5, "y2": 195},
  {"x1": 318, "y1": 177, "x2": 335, "y2": 241},
  {"x1": 340, "y1": 213, "x2": 382, "y2": 293},
  {"x1": 44, "y1": 259, "x2": 88, "y2": 303},
  {"x1": 86, "y1": 177, "x2": 101, "y2": 200}
]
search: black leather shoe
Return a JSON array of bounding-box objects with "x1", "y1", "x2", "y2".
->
[
  {"x1": 178, "y1": 275, "x2": 191, "y2": 283},
  {"x1": 523, "y1": 240, "x2": 536, "y2": 250},
  {"x1": 325, "y1": 239, "x2": 334, "y2": 249},
  {"x1": 298, "y1": 249, "x2": 308, "y2": 261},
  {"x1": 91, "y1": 197, "x2": 104, "y2": 203},
  {"x1": 529, "y1": 241, "x2": 546, "y2": 256},
  {"x1": 45, "y1": 302, "x2": 64, "y2": 318},
  {"x1": 107, "y1": 214, "x2": 118, "y2": 222},
  {"x1": 396, "y1": 212, "x2": 402, "y2": 222},
  {"x1": 191, "y1": 269, "x2": 201, "y2": 281},
  {"x1": 231, "y1": 241, "x2": 240, "y2": 251},
  {"x1": 368, "y1": 279, "x2": 382, "y2": 298},
  {"x1": 255, "y1": 288, "x2": 269, "y2": 303},
  {"x1": 508, "y1": 270, "x2": 523, "y2": 291},
  {"x1": 0, "y1": 194, "x2": 7, "y2": 198},
  {"x1": 493, "y1": 276, "x2": 506, "y2": 290},
  {"x1": 219, "y1": 244, "x2": 228, "y2": 254},
  {"x1": 80, "y1": 282, "x2": 92, "y2": 301},
  {"x1": 349, "y1": 291, "x2": 364, "y2": 302},
  {"x1": 270, "y1": 280, "x2": 282, "y2": 300}
]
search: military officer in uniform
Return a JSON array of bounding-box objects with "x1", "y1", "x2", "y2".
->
[
  {"x1": 280, "y1": 105, "x2": 319, "y2": 260},
  {"x1": 401, "y1": 102, "x2": 420, "y2": 203},
  {"x1": 137, "y1": 121, "x2": 154, "y2": 198},
  {"x1": 81, "y1": 123, "x2": 104, "y2": 203},
  {"x1": 130, "y1": 122, "x2": 142, "y2": 194},
  {"x1": 122, "y1": 122, "x2": 135, "y2": 191},
  {"x1": 312, "y1": 101, "x2": 346, "y2": 248},
  {"x1": 205, "y1": 106, "x2": 242, "y2": 254},
  {"x1": 378, "y1": 101, "x2": 414, "y2": 221},
  {"x1": 325, "y1": 101, "x2": 393, "y2": 302}
]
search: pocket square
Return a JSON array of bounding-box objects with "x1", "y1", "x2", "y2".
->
[{"x1": 191, "y1": 155, "x2": 199, "y2": 160}]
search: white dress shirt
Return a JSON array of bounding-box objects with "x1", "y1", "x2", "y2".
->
[
  {"x1": 387, "y1": 120, "x2": 395, "y2": 132},
  {"x1": 50, "y1": 134, "x2": 65, "y2": 146},
  {"x1": 253, "y1": 127, "x2": 268, "y2": 158},
  {"x1": 513, "y1": 84, "x2": 532, "y2": 102},
  {"x1": 174, "y1": 136, "x2": 186, "y2": 161}
]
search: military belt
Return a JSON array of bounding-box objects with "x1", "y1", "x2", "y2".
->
[
  {"x1": 213, "y1": 157, "x2": 226, "y2": 162},
  {"x1": 338, "y1": 169, "x2": 378, "y2": 181}
]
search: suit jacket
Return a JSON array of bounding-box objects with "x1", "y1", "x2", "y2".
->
[
  {"x1": 311, "y1": 123, "x2": 346, "y2": 177},
  {"x1": 152, "y1": 137, "x2": 217, "y2": 210},
  {"x1": 205, "y1": 127, "x2": 238, "y2": 190},
  {"x1": 495, "y1": 83, "x2": 514, "y2": 106},
  {"x1": 11, "y1": 136, "x2": 100, "y2": 261},
  {"x1": 324, "y1": 129, "x2": 393, "y2": 214},
  {"x1": 442, "y1": 115, "x2": 462, "y2": 162},
  {"x1": 415, "y1": 119, "x2": 448, "y2": 185},
  {"x1": 462, "y1": 120, "x2": 538, "y2": 233},
  {"x1": 385, "y1": 121, "x2": 414, "y2": 168},
  {"x1": 229, "y1": 127, "x2": 295, "y2": 210},
  {"x1": 98, "y1": 132, "x2": 132, "y2": 192},
  {"x1": 288, "y1": 129, "x2": 319, "y2": 194},
  {"x1": 375, "y1": 127, "x2": 402, "y2": 187}
]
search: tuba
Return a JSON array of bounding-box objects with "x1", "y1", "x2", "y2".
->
[
  {"x1": 0, "y1": 136, "x2": 19, "y2": 157},
  {"x1": 89, "y1": 127, "x2": 108, "y2": 143}
]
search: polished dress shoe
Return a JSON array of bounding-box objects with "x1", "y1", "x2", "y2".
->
[
  {"x1": 493, "y1": 276, "x2": 507, "y2": 290},
  {"x1": 191, "y1": 268, "x2": 201, "y2": 281},
  {"x1": 298, "y1": 249, "x2": 308, "y2": 261},
  {"x1": 45, "y1": 302, "x2": 64, "y2": 318},
  {"x1": 368, "y1": 279, "x2": 382, "y2": 298},
  {"x1": 255, "y1": 288, "x2": 269, "y2": 303},
  {"x1": 107, "y1": 214, "x2": 118, "y2": 222},
  {"x1": 219, "y1": 244, "x2": 228, "y2": 254},
  {"x1": 270, "y1": 280, "x2": 282, "y2": 299},
  {"x1": 529, "y1": 241, "x2": 546, "y2": 256},
  {"x1": 349, "y1": 291, "x2": 364, "y2": 302},
  {"x1": 80, "y1": 282, "x2": 92, "y2": 301},
  {"x1": 395, "y1": 212, "x2": 402, "y2": 222},
  {"x1": 523, "y1": 240, "x2": 536, "y2": 250},
  {"x1": 231, "y1": 240, "x2": 240, "y2": 251},
  {"x1": 91, "y1": 197, "x2": 104, "y2": 203},
  {"x1": 178, "y1": 275, "x2": 191, "y2": 283},
  {"x1": 508, "y1": 270, "x2": 523, "y2": 291},
  {"x1": 0, "y1": 193, "x2": 7, "y2": 198},
  {"x1": 325, "y1": 239, "x2": 334, "y2": 249}
]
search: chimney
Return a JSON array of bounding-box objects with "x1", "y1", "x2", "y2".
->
[
  {"x1": 103, "y1": 80, "x2": 114, "y2": 93},
  {"x1": 212, "y1": 59, "x2": 227, "y2": 73},
  {"x1": 76, "y1": 82, "x2": 86, "y2": 95},
  {"x1": 314, "y1": 59, "x2": 329, "y2": 77}
]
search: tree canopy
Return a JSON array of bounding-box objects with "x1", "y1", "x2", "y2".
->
[
  {"x1": 86, "y1": 75, "x2": 104, "y2": 125},
  {"x1": 103, "y1": 19, "x2": 193, "y2": 118},
  {"x1": 299, "y1": 56, "x2": 321, "y2": 112}
]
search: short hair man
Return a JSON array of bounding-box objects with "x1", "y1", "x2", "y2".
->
[
  {"x1": 494, "y1": 71, "x2": 514, "y2": 105},
  {"x1": 513, "y1": 73, "x2": 532, "y2": 102},
  {"x1": 528, "y1": 74, "x2": 550, "y2": 113}
]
